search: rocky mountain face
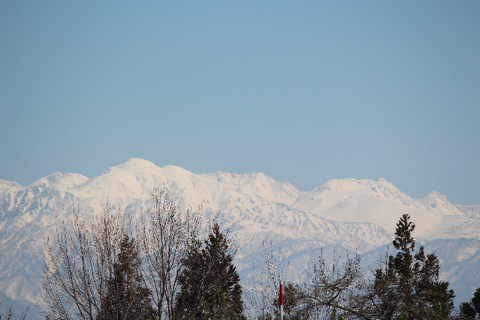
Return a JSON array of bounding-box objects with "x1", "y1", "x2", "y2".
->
[{"x1": 1, "y1": 158, "x2": 479, "y2": 317}]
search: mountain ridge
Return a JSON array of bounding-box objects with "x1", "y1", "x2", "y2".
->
[{"x1": 0, "y1": 158, "x2": 479, "y2": 316}]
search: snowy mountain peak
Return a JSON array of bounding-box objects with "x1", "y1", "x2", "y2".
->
[
  {"x1": 107, "y1": 158, "x2": 159, "y2": 174},
  {"x1": 313, "y1": 177, "x2": 402, "y2": 196},
  {"x1": 105, "y1": 159, "x2": 195, "y2": 181},
  {"x1": 419, "y1": 191, "x2": 463, "y2": 216},
  {"x1": 0, "y1": 180, "x2": 22, "y2": 193},
  {"x1": 29, "y1": 172, "x2": 64, "y2": 188},
  {"x1": 200, "y1": 170, "x2": 302, "y2": 206},
  {"x1": 293, "y1": 177, "x2": 417, "y2": 214},
  {"x1": 422, "y1": 190, "x2": 449, "y2": 202},
  {"x1": 17, "y1": 172, "x2": 88, "y2": 194}
]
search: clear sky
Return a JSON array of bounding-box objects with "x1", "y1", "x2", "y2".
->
[{"x1": 1, "y1": 1, "x2": 479, "y2": 205}]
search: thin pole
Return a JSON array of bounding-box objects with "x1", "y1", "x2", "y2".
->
[{"x1": 279, "y1": 282, "x2": 283, "y2": 320}]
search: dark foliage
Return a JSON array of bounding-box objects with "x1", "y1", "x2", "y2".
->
[
  {"x1": 456, "y1": 287, "x2": 480, "y2": 320},
  {"x1": 458, "y1": 302, "x2": 476, "y2": 320},
  {"x1": 372, "y1": 214, "x2": 455, "y2": 319},
  {"x1": 97, "y1": 234, "x2": 155, "y2": 320},
  {"x1": 282, "y1": 282, "x2": 308, "y2": 319},
  {"x1": 259, "y1": 214, "x2": 456, "y2": 320},
  {"x1": 276, "y1": 282, "x2": 309, "y2": 320},
  {"x1": 472, "y1": 288, "x2": 480, "y2": 316},
  {"x1": 174, "y1": 221, "x2": 245, "y2": 320}
]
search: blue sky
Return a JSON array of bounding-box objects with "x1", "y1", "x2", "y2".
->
[{"x1": 1, "y1": 1, "x2": 479, "y2": 204}]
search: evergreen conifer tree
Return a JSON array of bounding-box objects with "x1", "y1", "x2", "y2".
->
[
  {"x1": 458, "y1": 287, "x2": 480, "y2": 320},
  {"x1": 97, "y1": 234, "x2": 154, "y2": 320},
  {"x1": 372, "y1": 214, "x2": 455, "y2": 320},
  {"x1": 471, "y1": 288, "x2": 480, "y2": 317},
  {"x1": 174, "y1": 221, "x2": 245, "y2": 320},
  {"x1": 458, "y1": 302, "x2": 476, "y2": 320}
]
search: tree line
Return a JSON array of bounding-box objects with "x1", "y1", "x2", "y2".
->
[
  {"x1": 37, "y1": 189, "x2": 478, "y2": 320},
  {"x1": 247, "y1": 215, "x2": 479, "y2": 320},
  {"x1": 254, "y1": 214, "x2": 456, "y2": 319},
  {"x1": 41, "y1": 188, "x2": 243, "y2": 320}
]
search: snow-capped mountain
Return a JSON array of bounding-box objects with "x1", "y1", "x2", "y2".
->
[
  {"x1": 0, "y1": 158, "x2": 479, "y2": 317},
  {"x1": 291, "y1": 177, "x2": 479, "y2": 239}
]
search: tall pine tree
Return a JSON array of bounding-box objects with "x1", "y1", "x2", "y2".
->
[
  {"x1": 372, "y1": 214, "x2": 455, "y2": 319},
  {"x1": 174, "y1": 221, "x2": 245, "y2": 320},
  {"x1": 97, "y1": 234, "x2": 154, "y2": 320},
  {"x1": 458, "y1": 287, "x2": 480, "y2": 320},
  {"x1": 472, "y1": 288, "x2": 480, "y2": 317}
]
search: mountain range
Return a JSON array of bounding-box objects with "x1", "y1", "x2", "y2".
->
[{"x1": 1, "y1": 158, "x2": 479, "y2": 317}]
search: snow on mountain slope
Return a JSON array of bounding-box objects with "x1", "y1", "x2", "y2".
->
[
  {"x1": 0, "y1": 159, "x2": 315, "y2": 305},
  {"x1": 454, "y1": 203, "x2": 480, "y2": 218},
  {"x1": 419, "y1": 191, "x2": 464, "y2": 215},
  {"x1": 292, "y1": 178, "x2": 419, "y2": 212},
  {"x1": 0, "y1": 180, "x2": 22, "y2": 195},
  {"x1": 0, "y1": 158, "x2": 479, "y2": 311},
  {"x1": 201, "y1": 171, "x2": 302, "y2": 206},
  {"x1": 291, "y1": 178, "x2": 480, "y2": 240},
  {"x1": 291, "y1": 178, "x2": 425, "y2": 233},
  {"x1": 433, "y1": 238, "x2": 480, "y2": 304},
  {"x1": 66, "y1": 159, "x2": 299, "y2": 212}
]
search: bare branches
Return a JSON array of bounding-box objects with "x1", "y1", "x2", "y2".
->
[
  {"x1": 138, "y1": 187, "x2": 202, "y2": 320},
  {"x1": 301, "y1": 249, "x2": 373, "y2": 319},
  {"x1": 42, "y1": 189, "x2": 203, "y2": 320},
  {"x1": 245, "y1": 246, "x2": 374, "y2": 320},
  {"x1": 42, "y1": 200, "x2": 130, "y2": 320},
  {"x1": 0, "y1": 303, "x2": 29, "y2": 320},
  {"x1": 244, "y1": 242, "x2": 294, "y2": 320}
]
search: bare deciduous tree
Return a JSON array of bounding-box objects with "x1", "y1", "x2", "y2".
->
[
  {"x1": 302, "y1": 249, "x2": 373, "y2": 319},
  {"x1": 42, "y1": 201, "x2": 130, "y2": 320},
  {"x1": 138, "y1": 187, "x2": 202, "y2": 320},
  {"x1": 244, "y1": 242, "x2": 294, "y2": 320},
  {"x1": 42, "y1": 189, "x2": 202, "y2": 320},
  {"x1": 246, "y1": 246, "x2": 373, "y2": 320},
  {"x1": 0, "y1": 303, "x2": 28, "y2": 320}
]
